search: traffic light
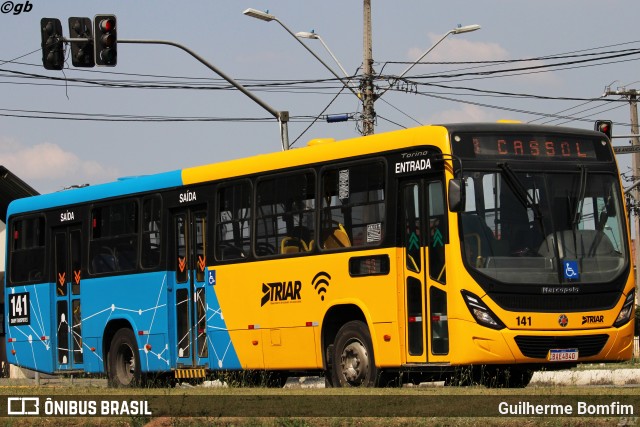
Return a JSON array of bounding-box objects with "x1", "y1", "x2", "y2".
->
[
  {"x1": 40, "y1": 18, "x2": 64, "y2": 70},
  {"x1": 68, "y1": 17, "x2": 94, "y2": 67},
  {"x1": 595, "y1": 120, "x2": 613, "y2": 140},
  {"x1": 94, "y1": 15, "x2": 117, "y2": 66}
]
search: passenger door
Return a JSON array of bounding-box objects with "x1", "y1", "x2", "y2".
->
[
  {"x1": 171, "y1": 207, "x2": 209, "y2": 368},
  {"x1": 52, "y1": 224, "x2": 84, "y2": 371},
  {"x1": 400, "y1": 178, "x2": 448, "y2": 363}
]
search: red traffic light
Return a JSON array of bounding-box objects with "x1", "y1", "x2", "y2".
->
[
  {"x1": 94, "y1": 14, "x2": 117, "y2": 66},
  {"x1": 594, "y1": 120, "x2": 613, "y2": 139},
  {"x1": 99, "y1": 18, "x2": 115, "y2": 32}
]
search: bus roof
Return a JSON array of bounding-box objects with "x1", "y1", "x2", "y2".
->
[
  {"x1": 182, "y1": 124, "x2": 450, "y2": 186},
  {"x1": 6, "y1": 123, "x2": 607, "y2": 218},
  {"x1": 7, "y1": 169, "x2": 182, "y2": 218},
  {"x1": 7, "y1": 125, "x2": 450, "y2": 218}
]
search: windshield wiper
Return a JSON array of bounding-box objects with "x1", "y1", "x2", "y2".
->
[
  {"x1": 498, "y1": 163, "x2": 543, "y2": 220},
  {"x1": 572, "y1": 165, "x2": 587, "y2": 228}
]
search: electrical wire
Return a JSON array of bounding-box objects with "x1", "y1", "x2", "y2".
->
[
  {"x1": 290, "y1": 86, "x2": 347, "y2": 148},
  {"x1": 2, "y1": 41, "x2": 639, "y2": 129}
]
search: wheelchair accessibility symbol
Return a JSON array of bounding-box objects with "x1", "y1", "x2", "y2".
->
[
  {"x1": 207, "y1": 268, "x2": 216, "y2": 286},
  {"x1": 563, "y1": 261, "x2": 579, "y2": 280}
]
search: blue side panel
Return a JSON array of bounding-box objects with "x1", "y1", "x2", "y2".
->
[
  {"x1": 81, "y1": 272, "x2": 171, "y2": 374},
  {"x1": 5, "y1": 272, "x2": 173, "y2": 375},
  {"x1": 5, "y1": 270, "x2": 245, "y2": 375},
  {"x1": 5, "y1": 285, "x2": 55, "y2": 373},
  {"x1": 205, "y1": 271, "x2": 241, "y2": 370},
  {"x1": 7, "y1": 170, "x2": 183, "y2": 218}
]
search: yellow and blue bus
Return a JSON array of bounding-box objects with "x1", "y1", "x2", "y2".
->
[{"x1": 4, "y1": 123, "x2": 636, "y2": 387}]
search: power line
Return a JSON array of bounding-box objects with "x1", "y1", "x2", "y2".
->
[
  {"x1": 393, "y1": 49, "x2": 640, "y2": 82},
  {"x1": 2, "y1": 41, "x2": 639, "y2": 131},
  {"x1": 3, "y1": 45, "x2": 640, "y2": 93},
  {"x1": 405, "y1": 81, "x2": 627, "y2": 102},
  {"x1": 290, "y1": 86, "x2": 347, "y2": 148},
  {"x1": 415, "y1": 91, "x2": 632, "y2": 126},
  {"x1": 0, "y1": 108, "x2": 328, "y2": 123}
]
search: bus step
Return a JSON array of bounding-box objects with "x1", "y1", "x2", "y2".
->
[{"x1": 174, "y1": 368, "x2": 207, "y2": 379}]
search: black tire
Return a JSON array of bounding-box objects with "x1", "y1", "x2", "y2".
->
[
  {"x1": 330, "y1": 320, "x2": 378, "y2": 387},
  {"x1": 107, "y1": 328, "x2": 142, "y2": 388}
]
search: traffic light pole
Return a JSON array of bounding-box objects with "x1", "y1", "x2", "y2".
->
[
  {"x1": 56, "y1": 35, "x2": 291, "y2": 150},
  {"x1": 117, "y1": 39, "x2": 290, "y2": 150}
]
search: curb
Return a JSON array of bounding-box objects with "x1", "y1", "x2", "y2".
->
[{"x1": 530, "y1": 369, "x2": 640, "y2": 386}]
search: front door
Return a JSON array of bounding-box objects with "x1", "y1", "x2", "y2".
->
[
  {"x1": 53, "y1": 224, "x2": 84, "y2": 370},
  {"x1": 172, "y1": 207, "x2": 209, "y2": 368},
  {"x1": 400, "y1": 178, "x2": 448, "y2": 363}
]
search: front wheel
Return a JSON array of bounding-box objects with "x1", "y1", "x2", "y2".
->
[
  {"x1": 107, "y1": 328, "x2": 142, "y2": 387},
  {"x1": 330, "y1": 320, "x2": 378, "y2": 387}
]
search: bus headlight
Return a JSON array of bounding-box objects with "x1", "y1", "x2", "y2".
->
[
  {"x1": 461, "y1": 290, "x2": 505, "y2": 330},
  {"x1": 613, "y1": 290, "x2": 635, "y2": 328}
]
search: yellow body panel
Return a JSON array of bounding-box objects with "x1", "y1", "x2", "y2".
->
[
  {"x1": 212, "y1": 249, "x2": 401, "y2": 369},
  {"x1": 181, "y1": 126, "x2": 450, "y2": 185}
]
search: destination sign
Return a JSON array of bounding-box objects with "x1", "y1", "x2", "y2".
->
[{"x1": 451, "y1": 133, "x2": 612, "y2": 162}]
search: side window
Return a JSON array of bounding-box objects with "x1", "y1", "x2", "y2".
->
[
  {"x1": 10, "y1": 216, "x2": 45, "y2": 284},
  {"x1": 256, "y1": 172, "x2": 316, "y2": 257},
  {"x1": 175, "y1": 214, "x2": 188, "y2": 283},
  {"x1": 141, "y1": 196, "x2": 162, "y2": 269},
  {"x1": 89, "y1": 200, "x2": 139, "y2": 274},
  {"x1": 427, "y1": 180, "x2": 447, "y2": 283},
  {"x1": 403, "y1": 183, "x2": 422, "y2": 273},
  {"x1": 216, "y1": 181, "x2": 251, "y2": 261},
  {"x1": 321, "y1": 162, "x2": 385, "y2": 250}
]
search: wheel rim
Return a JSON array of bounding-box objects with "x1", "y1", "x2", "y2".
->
[
  {"x1": 115, "y1": 343, "x2": 135, "y2": 385},
  {"x1": 339, "y1": 338, "x2": 370, "y2": 386}
]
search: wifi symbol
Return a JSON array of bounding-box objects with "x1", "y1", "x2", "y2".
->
[{"x1": 312, "y1": 271, "x2": 331, "y2": 301}]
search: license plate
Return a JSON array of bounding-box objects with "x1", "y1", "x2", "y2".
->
[{"x1": 548, "y1": 349, "x2": 579, "y2": 361}]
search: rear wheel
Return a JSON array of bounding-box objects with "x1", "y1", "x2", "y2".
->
[
  {"x1": 107, "y1": 328, "x2": 141, "y2": 387},
  {"x1": 330, "y1": 321, "x2": 378, "y2": 387}
]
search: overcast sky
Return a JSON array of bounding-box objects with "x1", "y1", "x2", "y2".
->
[{"x1": 1, "y1": 0, "x2": 639, "y2": 194}]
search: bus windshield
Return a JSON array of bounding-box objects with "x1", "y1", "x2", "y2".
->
[{"x1": 459, "y1": 168, "x2": 627, "y2": 285}]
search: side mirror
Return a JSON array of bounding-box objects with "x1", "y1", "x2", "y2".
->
[{"x1": 448, "y1": 178, "x2": 465, "y2": 212}]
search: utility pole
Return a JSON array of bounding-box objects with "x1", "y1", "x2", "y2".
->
[
  {"x1": 606, "y1": 87, "x2": 640, "y2": 294},
  {"x1": 361, "y1": 0, "x2": 376, "y2": 135}
]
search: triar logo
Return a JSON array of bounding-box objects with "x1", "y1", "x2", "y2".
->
[
  {"x1": 261, "y1": 281, "x2": 302, "y2": 307},
  {"x1": 582, "y1": 315, "x2": 604, "y2": 325}
]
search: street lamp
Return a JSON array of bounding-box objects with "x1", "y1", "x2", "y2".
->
[
  {"x1": 295, "y1": 30, "x2": 350, "y2": 79},
  {"x1": 378, "y1": 24, "x2": 481, "y2": 98},
  {"x1": 243, "y1": 8, "x2": 360, "y2": 99}
]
